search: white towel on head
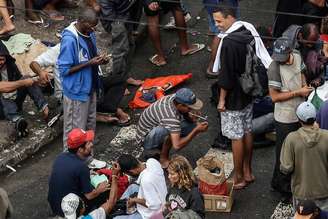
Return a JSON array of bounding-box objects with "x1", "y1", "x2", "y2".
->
[{"x1": 212, "y1": 21, "x2": 272, "y2": 72}]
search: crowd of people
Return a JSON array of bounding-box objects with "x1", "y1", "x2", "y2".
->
[{"x1": 1, "y1": 0, "x2": 328, "y2": 218}]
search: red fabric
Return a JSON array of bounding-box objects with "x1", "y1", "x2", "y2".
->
[
  {"x1": 321, "y1": 34, "x2": 328, "y2": 42},
  {"x1": 97, "y1": 169, "x2": 129, "y2": 199},
  {"x1": 129, "y1": 73, "x2": 192, "y2": 109},
  {"x1": 198, "y1": 179, "x2": 228, "y2": 196},
  {"x1": 67, "y1": 128, "x2": 94, "y2": 149}
]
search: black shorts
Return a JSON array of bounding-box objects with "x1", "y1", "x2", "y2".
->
[{"x1": 144, "y1": 1, "x2": 182, "y2": 17}]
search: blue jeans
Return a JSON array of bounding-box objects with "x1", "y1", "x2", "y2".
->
[
  {"x1": 0, "y1": 84, "x2": 47, "y2": 122},
  {"x1": 143, "y1": 120, "x2": 196, "y2": 150},
  {"x1": 114, "y1": 184, "x2": 143, "y2": 219}
]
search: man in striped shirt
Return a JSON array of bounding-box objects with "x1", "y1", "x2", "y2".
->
[{"x1": 136, "y1": 88, "x2": 208, "y2": 167}]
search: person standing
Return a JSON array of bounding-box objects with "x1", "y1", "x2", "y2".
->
[
  {"x1": 213, "y1": 2, "x2": 272, "y2": 189},
  {"x1": 268, "y1": 37, "x2": 313, "y2": 199},
  {"x1": 280, "y1": 102, "x2": 328, "y2": 210},
  {"x1": 57, "y1": 8, "x2": 107, "y2": 150}
]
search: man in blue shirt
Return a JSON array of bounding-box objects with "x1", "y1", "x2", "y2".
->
[
  {"x1": 48, "y1": 128, "x2": 110, "y2": 217},
  {"x1": 57, "y1": 8, "x2": 108, "y2": 150}
]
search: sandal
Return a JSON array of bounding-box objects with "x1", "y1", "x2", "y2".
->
[
  {"x1": 26, "y1": 16, "x2": 50, "y2": 28},
  {"x1": 149, "y1": 54, "x2": 167, "y2": 67},
  {"x1": 181, "y1": 43, "x2": 205, "y2": 56}
]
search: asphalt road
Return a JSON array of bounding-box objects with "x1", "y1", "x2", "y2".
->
[{"x1": 0, "y1": 0, "x2": 281, "y2": 218}]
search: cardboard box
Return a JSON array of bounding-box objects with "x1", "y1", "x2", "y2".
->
[{"x1": 203, "y1": 181, "x2": 234, "y2": 213}]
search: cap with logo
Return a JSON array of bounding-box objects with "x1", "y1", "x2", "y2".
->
[
  {"x1": 61, "y1": 193, "x2": 80, "y2": 219},
  {"x1": 67, "y1": 128, "x2": 95, "y2": 149},
  {"x1": 174, "y1": 88, "x2": 203, "y2": 111},
  {"x1": 296, "y1": 102, "x2": 317, "y2": 122},
  {"x1": 272, "y1": 37, "x2": 293, "y2": 62}
]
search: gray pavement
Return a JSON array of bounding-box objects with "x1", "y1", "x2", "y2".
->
[{"x1": 0, "y1": 0, "x2": 283, "y2": 218}]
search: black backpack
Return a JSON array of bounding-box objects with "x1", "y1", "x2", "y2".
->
[{"x1": 239, "y1": 39, "x2": 269, "y2": 97}]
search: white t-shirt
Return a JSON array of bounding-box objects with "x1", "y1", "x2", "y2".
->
[
  {"x1": 78, "y1": 207, "x2": 106, "y2": 219},
  {"x1": 137, "y1": 159, "x2": 167, "y2": 219}
]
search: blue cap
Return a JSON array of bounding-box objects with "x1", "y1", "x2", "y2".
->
[{"x1": 174, "y1": 88, "x2": 203, "y2": 110}]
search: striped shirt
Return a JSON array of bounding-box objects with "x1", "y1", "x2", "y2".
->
[{"x1": 136, "y1": 95, "x2": 182, "y2": 145}]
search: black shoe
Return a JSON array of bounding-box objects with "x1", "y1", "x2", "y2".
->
[
  {"x1": 206, "y1": 68, "x2": 219, "y2": 79},
  {"x1": 15, "y1": 118, "x2": 28, "y2": 138}
]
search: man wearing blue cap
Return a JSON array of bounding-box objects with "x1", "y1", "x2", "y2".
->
[
  {"x1": 280, "y1": 102, "x2": 328, "y2": 210},
  {"x1": 136, "y1": 88, "x2": 208, "y2": 168}
]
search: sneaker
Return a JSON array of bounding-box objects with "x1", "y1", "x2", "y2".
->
[
  {"x1": 15, "y1": 118, "x2": 28, "y2": 138},
  {"x1": 164, "y1": 13, "x2": 192, "y2": 29}
]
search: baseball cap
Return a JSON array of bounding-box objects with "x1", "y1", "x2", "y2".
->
[
  {"x1": 61, "y1": 193, "x2": 80, "y2": 219},
  {"x1": 174, "y1": 88, "x2": 203, "y2": 111},
  {"x1": 296, "y1": 102, "x2": 317, "y2": 122},
  {"x1": 67, "y1": 128, "x2": 95, "y2": 149},
  {"x1": 272, "y1": 37, "x2": 293, "y2": 62},
  {"x1": 295, "y1": 200, "x2": 318, "y2": 218}
]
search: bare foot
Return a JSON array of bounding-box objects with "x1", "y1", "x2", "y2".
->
[
  {"x1": 233, "y1": 180, "x2": 247, "y2": 190},
  {"x1": 0, "y1": 24, "x2": 15, "y2": 35},
  {"x1": 126, "y1": 77, "x2": 144, "y2": 86},
  {"x1": 96, "y1": 114, "x2": 119, "y2": 123},
  {"x1": 124, "y1": 88, "x2": 131, "y2": 96},
  {"x1": 244, "y1": 174, "x2": 255, "y2": 184}
]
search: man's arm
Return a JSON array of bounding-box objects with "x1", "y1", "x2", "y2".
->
[
  {"x1": 170, "y1": 122, "x2": 208, "y2": 150},
  {"x1": 0, "y1": 79, "x2": 34, "y2": 93},
  {"x1": 84, "y1": 181, "x2": 110, "y2": 200},
  {"x1": 100, "y1": 162, "x2": 121, "y2": 214},
  {"x1": 269, "y1": 86, "x2": 313, "y2": 103},
  {"x1": 217, "y1": 88, "x2": 227, "y2": 112},
  {"x1": 30, "y1": 61, "x2": 50, "y2": 85}
]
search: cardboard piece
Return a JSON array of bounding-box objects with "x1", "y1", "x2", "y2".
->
[{"x1": 203, "y1": 180, "x2": 234, "y2": 213}]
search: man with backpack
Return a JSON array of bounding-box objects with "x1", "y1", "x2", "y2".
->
[
  {"x1": 268, "y1": 37, "x2": 313, "y2": 201},
  {"x1": 212, "y1": 2, "x2": 272, "y2": 190}
]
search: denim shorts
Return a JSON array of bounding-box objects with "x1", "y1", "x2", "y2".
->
[{"x1": 143, "y1": 121, "x2": 196, "y2": 150}]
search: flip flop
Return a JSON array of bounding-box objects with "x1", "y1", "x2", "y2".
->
[
  {"x1": 149, "y1": 54, "x2": 167, "y2": 67},
  {"x1": 26, "y1": 17, "x2": 50, "y2": 28},
  {"x1": 233, "y1": 181, "x2": 247, "y2": 190},
  {"x1": 181, "y1": 43, "x2": 205, "y2": 56}
]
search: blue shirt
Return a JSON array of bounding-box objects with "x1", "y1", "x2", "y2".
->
[
  {"x1": 317, "y1": 100, "x2": 328, "y2": 130},
  {"x1": 48, "y1": 152, "x2": 93, "y2": 217}
]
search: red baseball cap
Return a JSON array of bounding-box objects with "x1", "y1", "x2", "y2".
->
[{"x1": 67, "y1": 128, "x2": 95, "y2": 149}]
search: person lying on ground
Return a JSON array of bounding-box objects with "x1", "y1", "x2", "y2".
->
[
  {"x1": 117, "y1": 154, "x2": 167, "y2": 219},
  {"x1": 164, "y1": 155, "x2": 205, "y2": 219},
  {"x1": 143, "y1": 0, "x2": 205, "y2": 66},
  {"x1": 0, "y1": 40, "x2": 49, "y2": 137},
  {"x1": 0, "y1": 0, "x2": 15, "y2": 36},
  {"x1": 48, "y1": 128, "x2": 111, "y2": 217},
  {"x1": 136, "y1": 88, "x2": 208, "y2": 168},
  {"x1": 61, "y1": 162, "x2": 120, "y2": 219}
]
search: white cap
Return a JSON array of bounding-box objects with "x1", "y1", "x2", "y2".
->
[
  {"x1": 61, "y1": 193, "x2": 80, "y2": 219},
  {"x1": 296, "y1": 102, "x2": 317, "y2": 122}
]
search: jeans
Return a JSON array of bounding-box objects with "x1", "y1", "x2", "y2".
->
[
  {"x1": 143, "y1": 120, "x2": 196, "y2": 150},
  {"x1": 114, "y1": 184, "x2": 143, "y2": 219},
  {"x1": 0, "y1": 84, "x2": 47, "y2": 122}
]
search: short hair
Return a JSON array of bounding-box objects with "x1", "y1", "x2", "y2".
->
[
  {"x1": 301, "y1": 23, "x2": 319, "y2": 40},
  {"x1": 78, "y1": 8, "x2": 98, "y2": 24},
  {"x1": 212, "y1": 1, "x2": 237, "y2": 18},
  {"x1": 118, "y1": 154, "x2": 139, "y2": 173},
  {"x1": 67, "y1": 142, "x2": 87, "y2": 154},
  {"x1": 301, "y1": 118, "x2": 316, "y2": 125}
]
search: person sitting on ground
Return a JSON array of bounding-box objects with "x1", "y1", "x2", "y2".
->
[
  {"x1": 0, "y1": 0, "x2": 15, "y2": 36},
  {"x1": 117, "y1": 154, "x2": 167, "y2": 219},
  {"x1": 280, "y1": 102, "x2": 328, "y2": 211},
  {"x1": 48, "y1": 128, "x2": 111, "y2": 217},
  {"x1": 136, "y1": 88, "x2": 208, "y2": 168},
  {"x1": 164, "y1": 155, "x2": 205, "y2": 219},
  {"x1": 293, "y1": 199, "x2": 328, "y2": 219},
  {"x1": 60, "y1": 162, "x2": 120, "y2": 219},
  {"x1": 0, "y1": 41, "x2": 49, "y2": 136},
  {"x1": 143, "y1": 0, "x2": 205, "y2": 66}
]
